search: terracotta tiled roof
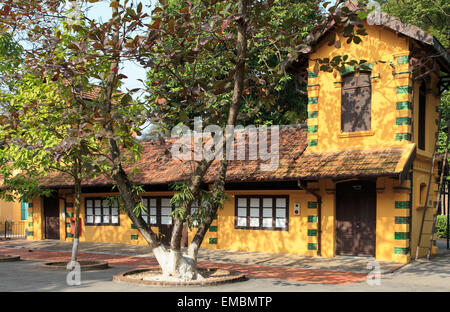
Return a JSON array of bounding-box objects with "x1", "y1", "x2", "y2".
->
[
  {"x1": 36, "y1": 125, "x2": 415, "y2": 188},
  {"x1": 80, "y1": 87, "x2": 102, "y2": 101}
]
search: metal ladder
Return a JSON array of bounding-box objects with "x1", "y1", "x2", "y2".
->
[{"x1": 415, "y1": 119, "x2": 450, "y2": 260}]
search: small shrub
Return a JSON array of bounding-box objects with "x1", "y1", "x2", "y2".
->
[{"x1": 436, "y1": 215, "x2": 449, "y2": 239}]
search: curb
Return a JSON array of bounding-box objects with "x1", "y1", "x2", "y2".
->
[
  {"x1": 113, "y1": 267, "x2": 247, "y2": 287},
  {"x1": 0, "y1": 254, "x2": 20, "y2": 262},
  {"x1": 36, "y1": 260, "x2": 109, "y2": 271}
]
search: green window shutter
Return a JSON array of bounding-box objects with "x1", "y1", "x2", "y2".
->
[
  {"x1": 21, "y1": 202, "x2": 29, "y2": 221},
  {"x1": 395, "y1": 201, "x2": 410, "y2": 209}
]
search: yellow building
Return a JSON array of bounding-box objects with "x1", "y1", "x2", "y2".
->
[
  {"x1": 26, "y1": 11, "x2": 449, "y2": 263},
  {"x1": 0, "y1": 199, "x2": 24, "y2": 223}
]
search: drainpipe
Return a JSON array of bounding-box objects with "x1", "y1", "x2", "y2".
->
[{"x1": 298, "y1": 180, "x2": 322, "y2": 257}]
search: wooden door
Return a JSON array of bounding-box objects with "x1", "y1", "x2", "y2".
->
[
  {"x1": 44, "y1": 196, "x2": 60, "y2": 240},
  {"x1": 158, "y1": 198, "x2": 188, "y2": 247},
  {"x1": 336, "y1": 180, "x2": 376, "y2": 256}
]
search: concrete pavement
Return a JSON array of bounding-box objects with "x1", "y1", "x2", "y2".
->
[
  {"x1": 0, "y1": 239, "x2": 405, "y2": 274},
  {"x1": 0, "y1": 239, "x2": 449, "y2": 291}
]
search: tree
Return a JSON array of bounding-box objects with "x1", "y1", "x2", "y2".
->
[
  {"x1": 378, "y1": 0, "x2": 450, "y2": 154},
  {"x1": 141, "y1": 0, "x2": 370, "y2": 278},
  {"x1": 0, "y1": 0, "x2": 369, "y2": 280}
]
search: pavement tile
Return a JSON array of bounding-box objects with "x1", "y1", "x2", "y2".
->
[{"x1": 0, "y1": 247, "x2": 367, "y2": 285}]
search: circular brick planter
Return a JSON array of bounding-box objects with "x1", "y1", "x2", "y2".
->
[
  {"x1": 113, "y1": 267, "x2": 246, "y2": 287},
  {"x1": 37, "y1": 260, "x2": 109, "y2": 271},
  {"x1": 0, "y1": 254, "x2": 20, "y2": 262}
]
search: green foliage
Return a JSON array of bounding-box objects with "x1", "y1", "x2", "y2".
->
[
  {"x1": 0, "y1": 32, "x2": 23, "y2": 81},
  {"x1": 379, "y1": 0, "x2": 449, "y2": 172},
  {"x1": 146, "y1": 0, "x2": 367, "y2": 130},
  {"x1": 379, "y1": 0, "x2": 449, "y2": 47},
  {"x1": 436, "y1": 215, "x2": 448, "y2": 239}
]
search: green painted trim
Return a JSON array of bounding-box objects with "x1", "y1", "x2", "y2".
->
[
  {"x1": 209, "y1": 226, "x2": 217, "y2": 232},
  {"x1": 67, "y1": 233, "x2": 74, "y2": 238},
  {"x1": 395, "y1": 133, "x2": 411, "y2": 141},
  {"x1": 308, "y1": 243, "x2": 317, "y2": 250},
  {"x1": 307, "y1": 125, "x2": 318, "y2": 133},
  {"x1": 27, "y1": 231, "x2": 34, "y2": 236},
  {"x1": 308, "y1": 216, "x2": 317, "y2": 223},
  {"x1": 131, "y1": 224, "x2": 137, "y2": 229},
  {"x1": 307, "y1": 84, "x2": 320, "y2": 88},
  {"x1": 308, "y1": 72, "x2": 318, "y2": 78},
  {"x1": 394, "y1": 247, "x2": 409, "y2": 255},
  {"x1": 395, "y1": 232, "x2": 410, "y2": 240},
  {"x1": 209, "y1": 238, "x2": 217, "y2": 245},
  {"x1": 395, "y1": 216, "x2": 410, "y2": 224},
  {"x1": 342, "y1": 63, "x2": 373, "y2": 76},
  {"x1": 397, "y1": 55, "x2": 409, "y2": 65},
  {"x1": 131, "y1": 235, "x2": 139, "y2": 240},
  {"x1": 66, "y1": 212, "x2": 73, "y2": 218},
  {"x1": 308, "y1": 97, "x2": 318, "y2": 105},
  {"x1": 308, "y1": 229, "x2": 317, "y2": 236},
  {"x1": 436, "y1": 119, "x2": 439, "y2": 126},
  {"x1": 66, "y1": 223, "x2": 71, "y2": 227},
  {"x1": 396, "y1": 86, "x2": 412, "y2": 94},
  {"x1": 308, "y1": 140, "x2": 318, "y2": 147},
  {"x1": 396, "y1": 117, "x2": 411, "y2": 125},
  {"x1": 308, "y1": 202, "x2": 318, "y2": 209},
  {"x1": 28, "y1": 203, "x2": 33, "y2": 208},
  {"x1": 308, "y1": 111, "x2": 318, "y2": 118},
  {"x1": 28, "y1": 212, "x2": 33, "y2": 217},
  {"x1": 395, "y1": 201, "x2": 410, "y2": 209},
  {"x1": 213, "y1": 215, "x2": 218, "y2": 220},
  {"x1": 393, "y1": 71, "x2": 411, "y2": 76},
  {"x1": 28, "y1": 222, "x2": 33, "y2": 227},
  {"x1": 396, "y1": 101, "x2": 412, "y2": 110}
]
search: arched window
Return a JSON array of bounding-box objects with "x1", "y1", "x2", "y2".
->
[
  {"x1": 341, "y1": 72, "x2": 372, "y2": 132},
  {"x1": 418, "y1": 82, "x2": 426, "y2": 150}
]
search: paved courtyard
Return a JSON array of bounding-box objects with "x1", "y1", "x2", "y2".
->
[{"x1": 0, "y1": 239, "x2": 449, "y2": 291}]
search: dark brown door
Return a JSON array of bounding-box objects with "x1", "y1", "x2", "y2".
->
[
  {"x1": 158, "y1": 198, "x2": 188, "y2": 247},
  {"x1": 336, "y1": 180, "x2": 376, "y2": 256},
  {"x1": 44, "y1": 195, "x2": 60, "y2": 239}
]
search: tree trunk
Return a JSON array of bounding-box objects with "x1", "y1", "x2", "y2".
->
[
  {"x1": 68, "y1": 157, "x2": 81, "y2": 269},
  {"x1": 188, "y1": 0, "x2": 248, "y2": 263}
]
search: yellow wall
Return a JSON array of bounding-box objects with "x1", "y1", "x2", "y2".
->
[
  {"x1": 306, "y1": 22, "x2": 413, "y2": 152},
  {"x1": 24, "y1": 180, "x2": 419, "y2": 263},
  {"x1": 0, "y1": 198, "x2": 22, "y2": 222},
  {"x1": 25, "y1": 23, "x2": 443, "y2": 263}
]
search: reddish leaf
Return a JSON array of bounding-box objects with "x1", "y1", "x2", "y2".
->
[
  {"x1": 156, "y1": 97, "x2": 168, "y2": 105},
  {"x1": 313, "y1": 62, "x2": 320, "y2": 75},
  {"x1": 150, "y1": 18, "x2": 161, "y2": 29}
]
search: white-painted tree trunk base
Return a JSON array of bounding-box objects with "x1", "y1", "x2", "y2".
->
[
  {"x1": 71, "y1": 238, "x2": 79, "y2": 262},
  {"x1": 152, "y1": 245, "x2": 204, "y2": 281}
]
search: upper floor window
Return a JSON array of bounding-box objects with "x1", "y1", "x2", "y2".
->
[
  {"x1": 418, "y1": 82, "x2": 426, "y2": 150},
  {"x1": 341, "y1": 72, "x2": 372, "y2": 132}
]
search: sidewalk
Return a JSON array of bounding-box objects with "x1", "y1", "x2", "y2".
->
[{"x1": 0, "y1": 239, "x2": 407, "y2": 285}]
